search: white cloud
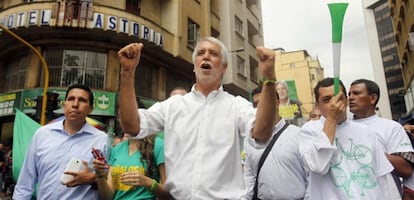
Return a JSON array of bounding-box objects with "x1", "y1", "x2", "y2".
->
[{"x1": 261, "y1": 0, "x2": 374, "y2": 89}]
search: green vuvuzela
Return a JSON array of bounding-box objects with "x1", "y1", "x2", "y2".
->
[
  {"x1": 328, "y1": 2, "x2": 348, "y2": 95},
  {"x1": 328, "y1": 3, "x2": 348, "y2": 43}
]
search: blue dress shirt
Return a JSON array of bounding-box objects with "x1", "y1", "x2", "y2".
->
[{"x1": 13, "y1": 119, "x2": 110, "y2": 200}]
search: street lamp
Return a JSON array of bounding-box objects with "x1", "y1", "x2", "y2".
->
[{"x1": 0, "y1": 25, "x2": 50, "y2": 125}]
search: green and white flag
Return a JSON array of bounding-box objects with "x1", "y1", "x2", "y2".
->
[
  {"x1": 12, "y1": 108, "x2": 40, "y2": 181},
  {"x1": 328, "y1": 2, "x2": 348, "y2": 94}
]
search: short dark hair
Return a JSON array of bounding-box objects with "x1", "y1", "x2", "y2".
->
[
  {"x1": 251, "y1": 85, "x2": 262, "y2": 98},
  {"x1": 65, "y1": 84, "x2": 94, "y2": 107},
  {"x1": 350, "y1": 79, "x2": 380, "y2": 106},
  {"x1": 251, "y1": 85, "x2": 279, "y2": 99},
  {"x1": 314, "y1": 77, "x2": 346, "y2": 103}
]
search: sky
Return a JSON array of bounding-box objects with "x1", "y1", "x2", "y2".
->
[{"x1": 261, "y1": 0, "x2": 374, "y2": 89}]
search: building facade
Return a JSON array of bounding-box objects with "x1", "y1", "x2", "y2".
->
[
  {"x1": 218, "y1": 0, "x2": 263, "y2": 97},
  {"x1": 0, "y1": 0, "x2": 263, "y2": 143},
  {"x1": 363, "y1": 0, "x2": 412, "y2": 120},
  {"x1": 273, "y1": 48, "x2": 324, "y2": 124},
  {"x1": 388, "y1": 0, "x2": 414, "y2": 116}
]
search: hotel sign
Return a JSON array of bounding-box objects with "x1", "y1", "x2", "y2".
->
[{"x1": 0, "y1": 9, "x2": 163, "y2": 47}]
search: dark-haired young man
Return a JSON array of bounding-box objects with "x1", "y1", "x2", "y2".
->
[
  {"x1": 14, "y1": 84, "x2": 110, "y2": 200},
  {"x1": 299, "y1": 77, "x2": 399, "y2": 199}
]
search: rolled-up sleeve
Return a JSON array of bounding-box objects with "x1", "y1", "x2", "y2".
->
[
  {"x1": 236, "y1": 97, "x2": 256, "y2": 138},
  {"x1": 299, "y1": 124, "x2": 336, "y2": 175}
]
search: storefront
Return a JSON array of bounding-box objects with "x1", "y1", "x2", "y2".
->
[{"x1": 0, "y1": 88, "x2": 118, "y2": 144}]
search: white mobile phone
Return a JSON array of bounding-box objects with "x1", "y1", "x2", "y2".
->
[{"x1": 60, "y1": 157, "x2": 83, "y2": 184}]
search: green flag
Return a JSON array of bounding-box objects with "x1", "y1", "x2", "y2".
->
[{"x1": 12, "y1": 108, "x2": 40, "y2": 181}]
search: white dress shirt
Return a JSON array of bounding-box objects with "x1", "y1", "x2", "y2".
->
[
  {"x1": 134, "y1": 85, "x2": 255, "y2": 199},
  {"x1": 243, "y1": 119, "x2": 307, "y2": 200}
]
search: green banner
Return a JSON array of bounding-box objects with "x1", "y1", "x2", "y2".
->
[
  {"x1": 20, "y1": 88, "x2": 116, "y2": 116},
  {"x1": 285, "y1": 80, "x2": 300, "y2": 101},
  {"x1": 93, "y1": 91, "x2": 116, "y2": 115},
  {"x1": 12, "y1": 108, "x2": 41, "y2": 182},
  {"x1": 276, "y1": 80, "x2": 302, "y2": 121}
]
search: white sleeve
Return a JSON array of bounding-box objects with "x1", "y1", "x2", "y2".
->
[
  {"x1": 242, "y1": 143, "x2": 256, "y2": 200},
  {"x1": 299, "y1": 126, "x2": 336, "y2": 175},
  {"x1": 235, "y1": 96, "x2": 255, "y2": 138},
  {"x1": 135, "y1": 102, "x2": 166, "y2": 139},
  {"x1": 13, "y1": 131, "x2": 39, "y2": 200},
  {"x1": 378, "y1": 173, "x2": 402, "y2": 200}
]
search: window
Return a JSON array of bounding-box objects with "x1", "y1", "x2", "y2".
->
[
  {"x1": 409, "y1": 32, "x2": 414, "y2": 51},
  {"x1": 126, "y1": 0, "x2": 141, "y2": 15},
  {"x1": 44, "y1": 49, "x2": 107, "y2": 88},
  {"x1": 246, "y1": 0, "x2": 258, "y2": 7},
  {"x1": 237, "y1": 55, "x2": 246, "y2": 77},
  {"x1": 4, "y1": 54, "x2": 28, "y2": 91},
  {"x1": 235, "y1": 16, "x2": 243, "y2": 36},
  {"x1": 211, "y1": 27, "x2": 220, "y2": 38},
  {"x1": 188, "y1": 19, "x2": 200, "y2": 48},
  {"x1": 249, "y1": 57, "x2": 258, "y2": 83},
  {"x1": 65, "y1": 0, "x2": 93, "y2": 20},
  {"x1": 135, "y1": 63, "x2": 154, "y2": 99}
]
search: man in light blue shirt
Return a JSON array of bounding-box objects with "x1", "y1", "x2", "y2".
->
[{"x1": 13, "y1": 84, "x2": 110, "y2": 200}]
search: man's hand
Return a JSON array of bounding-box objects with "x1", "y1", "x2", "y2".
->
[
  {"x1": 404, "y1": 124, "x2": 414, "y2": 134},
  {"x1": 325, "y1": 91, "x2": 346, "y2": 124},
  {"x1": 118, "y1": 43, "x2": 144, "y2": 73},
  {"x1": 256, "y1": 47, "x2": 275, "y2": 80},
  {"x1": 64, "y1": 160, "x2": 96, "y2": 187},
  {"x1": 92, "y1": 158, "x2": 109, "y2": 178}
]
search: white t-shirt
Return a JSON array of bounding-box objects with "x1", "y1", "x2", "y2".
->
[
  {"x1": 242, "y1": 120, "x2": 307, "y2": 200},
  {"x1": 299, "y1": 118, "x2": 394, "y2": 199},
  {"x1": 353, "y1": 115, "x2": 413, "y2": 154},
  {"x1": 135, "y1": 85, "x2": 255, "y2": 200},
  {"x1": 354, "y1": 115, "x2": 414, "y2": 192}
]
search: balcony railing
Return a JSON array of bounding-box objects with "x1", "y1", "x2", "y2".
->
[{"x1": 52, "y1": 0, "x2": 93, "y2": 28}]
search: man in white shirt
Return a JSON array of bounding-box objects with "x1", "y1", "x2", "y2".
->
[
  {"x1": 242, "y1": 85, "x2": 307, "y2": 200},
  {"x1": 117, "y1": 37, "x2": 277, "y2": 199},
  {"x1": 348, "y1": 78, "x2": 414, "y2": 197},
  {"x1": 299, "y1": 77, "x2": 400, "y2": 199}
]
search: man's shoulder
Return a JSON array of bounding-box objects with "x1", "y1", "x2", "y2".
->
[
  {"x1": 286, "y1": 124, "x2": 301, "y2": 132},
  {"x1": 361, "y1": 116, "x2": 405, "y2": 132},
  {"x1": 377, "y1": 116, "x2": 402, "y2": 126},
  {"x1": 92, "y1": 129, "x2": 109, "y2": 139}
]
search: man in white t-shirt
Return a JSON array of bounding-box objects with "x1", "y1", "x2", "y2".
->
[
  {"x1": 349, "y1": 79, "x2": 414, "y2": 197},
  {"x1": 299, "y1": 77, "x2": 400, "y2": 199},
  {"x1": 242, "y1": 85, "x2": 307, "y2": 200}
]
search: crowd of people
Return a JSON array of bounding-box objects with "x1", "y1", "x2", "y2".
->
[
  {"x1": 0, "y1": 142, "x2": 13, "y2": 198},
  {"x1": 10, "y1": 37, "x2": 414, "y2": 200}
]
